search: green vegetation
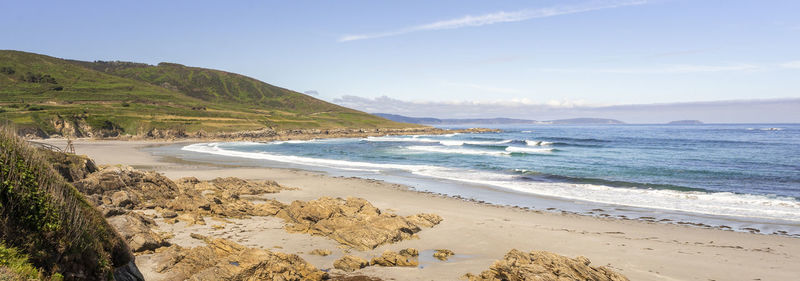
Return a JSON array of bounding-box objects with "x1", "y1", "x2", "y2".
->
[
  {"x1": 0, "y1": 243, "x2": 40, "y2": 280},
  {"x1": 0, "y1": 50, "x2": 418, "y2": 137},
  {"x1": 0, "y1": 125, "x2": 132, "y2": 279}
]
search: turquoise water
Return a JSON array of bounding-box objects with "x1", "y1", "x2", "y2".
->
[{"x1": 157, "y1": 124, "x2": 800, "y2": 235}]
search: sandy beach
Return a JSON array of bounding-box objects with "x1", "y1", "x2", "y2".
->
[{"x1": 45, "y1": 139, "x2": 800, "y2": 281}]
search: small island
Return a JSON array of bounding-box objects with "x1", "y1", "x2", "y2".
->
[{"x1": 667, "y1": 120, "x2": 704, "y2": 125}]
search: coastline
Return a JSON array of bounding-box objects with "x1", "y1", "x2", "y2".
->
[{"x1": 44, "y1": 138, "x2": 800, "y2": 281}]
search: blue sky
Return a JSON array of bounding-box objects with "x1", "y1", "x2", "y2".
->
[{"x1": 2, "y1": 0, "x2": 799, "y2": 121}]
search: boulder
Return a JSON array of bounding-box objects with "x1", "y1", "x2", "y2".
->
[
  {"x1": 75, "y1": 166, "x2": 288, "y2": 219},
  {"x1": 309, "y1": 249, "x2": 332, "y2": 256},
  {"x1": 399, "y1": 248, "x2": 419, "y2": 257},
  {"x1": 107, "y1": 212, "x2": 170, "y2": 253},
  {"x1": 333, "y1": 255, "x2": 369, "y2": 272},
  {"x1": 370, "y1": 250, "x2": 418, "y2": 267},
  {"x1": 111, "y1": 190, "x2": 135, "y2": 208},
  {"x1": 463, "y1": 249, "x2": 629, "y2": 281},
  {"x1": 276, "y1": 197, "x2": 442, "y2": 250},
  {"x1": 155, "y1": 237, "x2": 327, "y2": 281},
  {"x1": 433, "y1": 249, "x2": 454, "y2": 261}
]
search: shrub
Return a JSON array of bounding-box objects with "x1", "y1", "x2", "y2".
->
[
  {"x1": 0, "y1": 125, "x2": 133, "y2": 279},
  {"x1": 20, "y1": 72, "x2": 57, "y2": 84},
  {"x1": 0, "y1": 67, "x2": 14, "y2": 75}
]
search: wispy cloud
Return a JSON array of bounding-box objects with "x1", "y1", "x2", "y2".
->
[
  {"x1": 338, "y1": 0, "x2": 648, "y2": 42},
  {"x1": 331, "y1": 95, "x2": 800, "y2": 123},
  {"x1": 537, "y1": 63, "x2": 761, "y2": 74},
  {"x1": 779, "y1": 61, "x2": 800, "y2": 69}
]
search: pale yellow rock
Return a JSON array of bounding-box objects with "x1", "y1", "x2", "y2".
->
[
  {"x1": 463, "y1": 249, "x2": 629, "y2": 281},
  {"x1": 370, "y1": 250, "x2": 419, "y2": 267},
  {"x1": 433, "y1": 249, "x2": 454, "y2": 261},
  {"x1": 333, "y1": 255, "x2": 369, "y2": 272}
]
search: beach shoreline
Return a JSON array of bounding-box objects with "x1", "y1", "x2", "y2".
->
[{"x1": 43, "y1": 138, "x2": 800, "y2": 281}]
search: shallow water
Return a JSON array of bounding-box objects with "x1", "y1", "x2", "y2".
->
[{"x1": 148, "y1": 124, "x2": 800, "y2": 236}]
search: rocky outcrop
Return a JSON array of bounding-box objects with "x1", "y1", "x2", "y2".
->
[
  {"x1": 463, "y1": 249, "x2": 629, "y2": 281},
  {"x1": 333, "y1": 255, "x2": 370, "y2": 272},
  {"x1": 433, "y1": 249, "x2": 454, "y2": 261},
  {"x1": 309, "y1": 249, "x2": 332, "y2": 256},
  {"x1": 113, "y1": 260, "x2": 146, "y2": 281},
  {"x1": 154, "y1": 235, "x2": 327, "y2": 281},
  {"x1": 75, "y1": 167, "x2": 287, "y2": 219},
  {"x1": 106, "y1": 212, "x2": 171, "y2": 253},
  {"x1": 399, "y1": 248, "x2": 419, "y2": 257},
  {"x1": 276, "y1": 197, "x2": 442, "y2": 250},
  {"x1": 39, "y1": 149, "x2": 98, "y2": 182},
  {"x1": 369, "y1": 250, "x2": 419, "y2": 267},
  {"x1": 74, "y1": 166, "x2": 288, "y2": 253}
]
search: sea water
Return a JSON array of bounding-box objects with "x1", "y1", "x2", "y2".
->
[{"x1": 148, "y1": 124, "x2": 800, "y2": 235}]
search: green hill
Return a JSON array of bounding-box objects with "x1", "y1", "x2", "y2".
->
[{"x1": 0, "y1": 50, "x2": 416, "y2": 137}]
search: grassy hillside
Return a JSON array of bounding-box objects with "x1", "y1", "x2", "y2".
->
[
  {"x1": 0, "y1": 50, "x2": 416, "y2": 137},
  {"x1": 0, "y1": 125, "x2": 134, "y2": 280}
]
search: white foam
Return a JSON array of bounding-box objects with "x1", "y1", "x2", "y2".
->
[
  {"x1": 413, "y1": 169, "x2": 800, "y2": 222},
  {"x1": 505, "y1": 146, "x2": 554, "y2": 154},
  {"x1": 440, "y1": 140, "x2": 512, "y2": 146},
  {"x1": 525, "y1": 140, "x2": 553, "y2": 146},
  {"x1": 183, "y1": 142, "x2": 437, "y2": 173},
  {"x1": 439, "y1": 140, "x2": 465, "y2": 146},
  {"x1": 267, "y1": 138, "x2": 361, "y2": 145},
  {"x1": 406, "y1": 145, "x2": 510, "y2": 156},
  {"x1": 182, "y1": 142, "x2": 800, "y2": 223}
]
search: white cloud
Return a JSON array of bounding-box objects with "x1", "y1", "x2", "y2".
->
[
  {"x1": 332, "y1": 95, "x2": 602, "y2": 118},
  {"x1": 331, "y1": 95, "x2": 800, "y2": 123},
  {"x1": 338, "y1": 0, "x2": 648, "y2": 42},
  {"x1": 779, "y1": 61, "x2": 800, "y2": 69}
]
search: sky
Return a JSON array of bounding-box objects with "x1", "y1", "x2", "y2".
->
[{"x1": 1, "y1": 0, "x2": 799, "y2": 122}]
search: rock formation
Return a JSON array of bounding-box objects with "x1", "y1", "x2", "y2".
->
[
  {"x1": 106, "y1": 212, "x2": 171, "y2": 253},
  {"x1": 153, "y1": 235, "x2": 327, "y2": 281},
  {"x1": 309, "y1": 249, "x2": 332, "y2": 256},
  {"x1": 370, "y1": 250, "x2": 419, "y2": 267},
  {"x1": 333, "y1": 255, "x2": 370, "y2": 272},
  {"x1": 276, "y1": 197, "x2": 442, "y2": 250},
  {"x1": 433, "y1": 249, "x2": 454, "y2": 261},
  {"x1": 463, "y1": 249, "x2": 629, "y2": 281},
  {"x1": 73, "y1": 166, "x2": 288, "y2": 253}
]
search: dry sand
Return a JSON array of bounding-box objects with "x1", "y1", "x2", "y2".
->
[{"x1": 46, "y1": 139, "x2": 800, "y2": 281}]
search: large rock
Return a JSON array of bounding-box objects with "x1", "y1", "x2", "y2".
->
[
  {"x1": 107, "y1": 212, "x2": 170, "y2": 253},
  {"x1": 154, "y1": 236, "x2": 327, "y2": 281},
  {"x1": 463, "y1": 249, "x2": 629, "y2": 281},
  {"x1": 75, "y1": 167, "x2": 287, "y2": 219},
  {"x1": 113, "y1": 260, "x2": 145, "y2": 281},
  {"x1": 433, "y1": 249, "x2": 454, "y2": 261},
  {"x1": 276, "y1": 197, "x2": 442, "y2": 250},
  {"x1": 333, "y1": 255, "x2": 370, "y2": 272},
  {"x1": 370, "y1": 250, "x2": 418, "y2": 267}
]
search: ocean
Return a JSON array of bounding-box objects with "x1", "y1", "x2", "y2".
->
[{"x1": 149, "y1": 124, "x2": 800, "y2": 236}]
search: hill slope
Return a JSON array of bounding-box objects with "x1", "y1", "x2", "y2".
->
[
  {"x1": 0, "y1": 125, "x2": 140, "y2": 280},
  {"x1": 0, "y1": 50, "x2": 415, "y2": 137}
]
